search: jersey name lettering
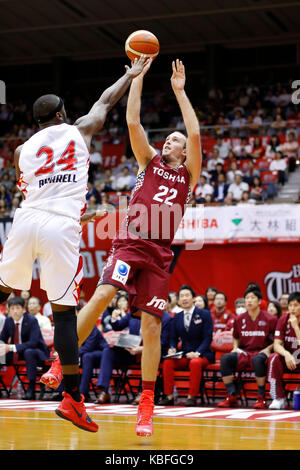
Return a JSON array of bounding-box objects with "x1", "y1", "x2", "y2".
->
[
  {"x1": 38, "y1": 173, "x2": 78, "y2": 188},
  {"x1": 153, "y1": 166, "x2": 185, "y2": 184}
]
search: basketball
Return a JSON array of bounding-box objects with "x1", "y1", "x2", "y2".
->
[{"x1": 125, "y1": 30, "x2": 159, "y2": 61}]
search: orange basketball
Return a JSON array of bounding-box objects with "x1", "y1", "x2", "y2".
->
[{"x1": 125, "y1": 30, "x2": 159, "y2": 61}]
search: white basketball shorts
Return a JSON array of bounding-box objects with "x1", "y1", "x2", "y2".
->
[{"x1": 0, "y1": 208, "x2": 83, "y2": 306}]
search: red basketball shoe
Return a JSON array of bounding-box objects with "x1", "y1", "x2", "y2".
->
[
  {"x1": 135, "y1": 390, "x2": 154, "y2": 437},
  {"x1": 55, "y1": 392, "x2": 98, "y2": 432},
  {"x1": 217, "y1": 395, "x2": 238, "y2": 408},
  {"x1": 40, "y1": 356, "x2": 62, "y2": 389},
  {"x1": 253, "y1": 396, "x2": 267, "y2": 409}
]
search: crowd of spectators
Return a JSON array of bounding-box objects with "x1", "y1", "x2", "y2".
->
[
  {"x1": 0, "y1": 282, "x2": 298, "y2": 410},
  {"x1": 0, "y1": 78, "x2": 299, "y2": 214}
]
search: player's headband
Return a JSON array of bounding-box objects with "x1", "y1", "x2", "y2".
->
[{"x1": 35, "y1": 97, "x2": 64, "y2": 124}]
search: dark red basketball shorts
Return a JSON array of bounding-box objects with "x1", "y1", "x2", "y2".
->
[{"x1": 98, "y1": 237, "x2": 173, "y2": 319}]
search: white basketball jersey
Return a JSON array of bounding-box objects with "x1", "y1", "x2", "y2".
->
[{"x1": 18, "y1": 123, "x2": 89, "y2": 220}]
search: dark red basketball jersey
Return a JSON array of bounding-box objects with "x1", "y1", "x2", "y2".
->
[
  {"x1": 116, "y1": 154, "x2": 191, "y2": 246},
  {"x1": 233, "y1": 310, "x2": 277, "y2": 352},
  {"x1": 275, "y1": 314, "x2": 299, "y2": 354}
]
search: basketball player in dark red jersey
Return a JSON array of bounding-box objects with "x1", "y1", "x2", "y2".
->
[
  {"x1": 42, "y1": 58, "x2": 202, "y2": 436},
  {"x1": 218, "y1": 288, "x2": 277, "y2": 409},
  {"x1": 267, "y1": 292, "x2": 300, "y2": 409}
]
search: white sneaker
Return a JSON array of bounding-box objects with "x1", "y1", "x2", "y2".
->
[{"x1": 269, "y1": 398, "x2": 285, "y2": 409}]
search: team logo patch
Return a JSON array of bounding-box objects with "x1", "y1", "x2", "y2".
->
[{"x1": 112, "y1": 260, "x2": 130, "y2": 285}]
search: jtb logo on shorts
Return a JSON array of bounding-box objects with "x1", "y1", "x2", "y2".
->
[
  {"x1": 112, "y1": 260, "x2": 130, "y2": 285},
  {"x1": 146, "y1": 296, "x2": 166, "y2": 310}
]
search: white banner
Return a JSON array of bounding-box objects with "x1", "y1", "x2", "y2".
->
[{"x1": 175, "y1": 204, "x2": 300, "y2": 242}]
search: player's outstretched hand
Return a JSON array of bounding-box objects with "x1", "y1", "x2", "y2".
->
[
  {"x1": 125, "y1": 55, "x2": 153, "y2": 79},
  {"x1": 171, "y1": 59, "x2": 186, "y2": 92}
]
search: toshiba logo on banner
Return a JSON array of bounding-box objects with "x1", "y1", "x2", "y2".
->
[{"x1": 264, "y1": 264, "x2": 300, "y2": 302}]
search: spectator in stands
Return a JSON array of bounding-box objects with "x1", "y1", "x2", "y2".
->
[
  {"x1": 160, "y1": 284, "x2": 213, "y2": 406},
  {"x1": 250, "y1": 136, "x2": 265, "y2": 160},
  {"x1": 226, "y1": 160, "x2": 239, "y2": 184},
  {"x1": 20, "y1": 290, "x2": 30, "y2": 309},
  {"x1": 10, "y1": 196, "x2": 21, "y2": 217},
  {"x1": 210, "y1": 291, "x2": 235, "y2": 334},
  {"x1": 279, "y1": 131, "x2": 299, "y2": 172},
  {"x1": 166, "y1": 292, "x2": 182, "y2": 315},
  {"x1": 267, "y1": 301, "x2": 282, "y2": 319},
  {"x1": 206, "y1": 286, "x2": 218, "y2": 309},
  {"x1": 0, "y1": 201, "x2": 9, "y2": 218},
  {"x1": 194, "y1": 295, "x2": 209, "y2": 310},
  {"x1": 231, "y1": 110, "x2": 246, "y2": 133},
  {"x1": 243, "y1": 160, "x2": 261, "y2": 186},
  {"x1": 0, "y1": 296, "x2": 49, "y2": 399},
  {"x1": 249, "y1": 176, "x2": 264, "y2": 202},
  {"x1": 278, "y1": 88, "x2": 291, "y2": 108},
  {"x1": 212, "y1": 172, "x2": 229, "y2": 202},
  {"x1": 89, "y1": 143, "x2": 102, "y2": 181},
  {"x1": 100, "y1": 294, "x2": 129, "y2": 332},
  {"x1": 27, "y1": 296, "x2": 52, "y2": 331},
  {"x1": 194, "y1": 175, "x2": 214, "y2": 203},
  {"x1": 100, "y1": 168, "x2": 116, "y2": 192},
  {"x1": 95, "y1": 310, "x2": 172, "y2": 404},
  {"x1": 115, "y1": 166, "x2": 133, "y2": 191},
  {"x1": 267, "y1": 292, "x2": 300, "y2": 409},
  {"x1": 217, "y1": 288, "x2": 277, "y2": 409},
  {"x1": 86, "y1": 181, "x2": 102, "y2": 205},
  {"x1": 269, "y1": 151, "x2": 288, "y2": 185},
  {"x1": 207, "y1": 148, "x2": 224, "y2": 172},
  {"x1": 0, "y1": 184, "x2": 12, "y2": 207},
  {"x1": 238, "y1": 191, "x2": 251, "y2": 204},
  {"x1": 1, "y1": 173, "x2": 13, "y2": 192},
  {"x1": 210, "y1": 162, "x2": 226, "y2": 184},
  {"x1": 270, "y1": 113, "x2": 286, "y2": 133},
  {"x1": 228, "y1": 171, "x2": 249, "y2": 202},
  {"x1": 279, "y1": 294, "x2": 289, "y2": 315},
  {"x1": 79, "y1": 325, "x2": 109, "y2": 402},
  {"x1": 213, "y1": 137, "x2": 231, "y2": 159},
  {"x1": 233, "y1": 137, "x2": 252, "y2": 160},
  {"x1": 265, "y1": 135, "x2": 281, "y2": 159}
]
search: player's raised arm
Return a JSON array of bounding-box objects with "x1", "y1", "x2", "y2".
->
[
  {"x1": 126, "y1": 58, "x2": 156, "y2": 170},
  {"x1": 75, "y1": 56, "x2": 149, "y2": 149},
  {"x1": 171, "y1": 59, "x2": 202, "y2": 190}
]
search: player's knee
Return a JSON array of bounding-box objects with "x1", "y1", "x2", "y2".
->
[
  {"x1": 142, "y1": 314, "x2": 161, "y2": 341},
  {"x1": 93, "y1": 284, "x2": 116, "y2": 306}
]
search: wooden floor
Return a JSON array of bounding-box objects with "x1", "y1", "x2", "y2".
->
[{"x1": 1, "y1": 401, "x2": 300, "y2": 451}]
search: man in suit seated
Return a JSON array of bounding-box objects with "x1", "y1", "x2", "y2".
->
[
  {"x1": 95, "y1": 308, "x2": 172, "y2": 404},
  {"x1": 79, "y1": 325, "x2": 109, "y2": 402},
  {"x1": 0, "y1": 296, "x2": 50, "y2": 399},
  {"x1": 160, "y1": 284, "x2": 214, "y2": 406},
  {"x1": 212, "y1": 173, "x2": 229, "y2": 202}
]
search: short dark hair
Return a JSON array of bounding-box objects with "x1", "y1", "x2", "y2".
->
[
  {"x1": 7, "y1": 296, "x2": 25, "y2": 308},
  {"x1": 244, "y1": 287, "x2": 262, "y2": 300},
  {"x1": 178, "y1": 284, "x2": 196, "y2": 298},
  {"x1": 33, "y1": 94, "x2": 64, "y2": 124},
  {"x1": 246, "y1": 282, "x2": 262, "y2": 292},
  {"x1": 288, "y1": 292, "x2": 300, "y2": 304},
  {"x1": 215, "y1": 291, "x2": 227, "y2": 301},
  {"x1": 29, "y1": 296, "x2": 42, "y2": 306},
  {"x1": 206, "y1": 286, "x2": 218, "y2": 294}
]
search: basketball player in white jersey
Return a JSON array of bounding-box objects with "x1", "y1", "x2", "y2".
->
[{"x1": 0, "y1": 56, "x2": 149, "y2": 432}]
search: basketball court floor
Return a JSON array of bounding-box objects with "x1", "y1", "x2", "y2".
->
[{"x1": 0, "y1": 400, "x2": 300, "y2": 451}]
